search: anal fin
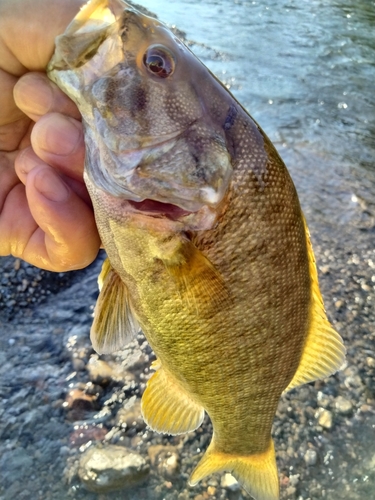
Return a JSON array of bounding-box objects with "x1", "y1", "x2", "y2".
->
[
  {"x1": 141, "y1": 364, "x2": 204, "y2": 435},
  {"x1": 91, "y1": 258, "x2": 139, "y2": 354},
  {"x1": 190, "y1": 439, "x2": 279, "y2": 500},
  {"x1": 285, "y1": 220, "x2": 345, "y2": 392}
]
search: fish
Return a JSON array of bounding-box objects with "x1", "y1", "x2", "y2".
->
[{"x1": 47, "y1": 1, "x2": 345, "y2": 498}]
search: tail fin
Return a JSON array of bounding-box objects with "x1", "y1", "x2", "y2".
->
[{"x1": 189, "y1": 439, "x2": 279, "y2": 500}]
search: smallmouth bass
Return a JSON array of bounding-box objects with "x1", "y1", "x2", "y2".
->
[{"x1": 47, "y1": 1, "x2": 345, "y2": 499}]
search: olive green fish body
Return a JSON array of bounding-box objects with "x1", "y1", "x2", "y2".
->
[
  {"x1": 86, "y1": 110, "x2": 310, "y2": 459},
  {"x1": 48, "y1": 1, "x2": 345, "y2": 498}
]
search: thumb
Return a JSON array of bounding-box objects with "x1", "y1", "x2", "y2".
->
[
  {"x1": 24, "y1": 164, "x2": 100, "y2": 271},
  {"x1": 0, "y1": 0, "x2": 85, "y2": 74}
]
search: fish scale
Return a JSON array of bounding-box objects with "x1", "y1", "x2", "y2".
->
[{"x1": 47, "y1": 1, "x2": 345, "y2": 499}]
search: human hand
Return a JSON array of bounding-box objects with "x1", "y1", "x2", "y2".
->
[{"x1": 0, "y1": 0, "x2": 101, "y2": 272}]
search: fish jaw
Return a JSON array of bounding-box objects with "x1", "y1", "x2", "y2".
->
[
  {"x1": 82, "y1": 120, "x2": 232, "y2": 213},
  {"x1": 47, "y1": 0, "x2": 234, "y2": 214},
  {"x1": 84, "y1": 172, "x2": 223, "y2": 234}
]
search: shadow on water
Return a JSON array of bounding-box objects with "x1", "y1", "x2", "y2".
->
[{"x1": 0, "y1": 0, "x2": 374, "y2": 499}]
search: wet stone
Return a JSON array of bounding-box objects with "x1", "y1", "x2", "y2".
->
[
  {"x1": 335, "y1": 396, "x2": 354, "y2": 415},
  {"x1": 316, "y1": 408, "x2": 333, "y2": 429},
  {"x1": 221, "y1": 473, "x2": 240, "y2": 491},
  {"x1": 304, "y1": 449, "x2": 318, "y2": 466},
  {"x1": 116, "y1": 398, "x2": 146, "y2": 432},
  {"x1": 69, "y1": 424, "x2": 108, "y2": 447},
  {"x1": 78, "y1": 444, "x2": 150, "y2": 493},
  {"x1": 64, "y1": 388, "x2": 99, "y2": 421},
  {"x1": 87, "y1": 357, "x2": 115, "y2": 385},
  {"x1": 147, "y1": 445, "x2": 180, "y2": 479}
]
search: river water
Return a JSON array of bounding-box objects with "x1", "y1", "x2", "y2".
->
[{"x1": 1, "y1": 1, "x2": 374, "y2": 499}]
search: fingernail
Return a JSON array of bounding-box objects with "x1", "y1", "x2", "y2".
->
[
  {"x1": 35, "y1": 114, "x2": 82, "y2": 155},
  {"x1": 33, "y1": 167, "x2": 70, "y2": 203},
  {"x1": 14, "y1": 73, "x2": 54, "y2": 116}
]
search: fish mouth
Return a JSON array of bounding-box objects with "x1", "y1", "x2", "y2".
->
[{"x1": 128, "y1": 199, "x2": 193, "y2": 220}]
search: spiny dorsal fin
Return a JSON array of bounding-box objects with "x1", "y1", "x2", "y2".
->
[
  {"x1": 141, "y1": 362, "x2": 205, "y2": 435},
  {"x1": 285, "y1": 220, "x2": 345, "y2": 392},
  {"x1": 91, "y1": 258, "x2": 139, "y2": 354},
  {"x1": 161, "y1": 239, "x2": 231, "y2": 315}
]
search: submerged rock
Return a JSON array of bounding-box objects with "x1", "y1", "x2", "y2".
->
[
  {"x1": 147, "y1": 445, "x2": 180, "y2": 479},
  {"x1": 78, "y1": 444, "x2": 149, "y2": 493},
  {"x1": 334, "y1": 396, "x2": 353, "y2": 416}
]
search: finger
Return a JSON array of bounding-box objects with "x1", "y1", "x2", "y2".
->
[
  {"x1": 0, "y1": 0, "x2": 86, "y2": 74},
  {"x1": 13, "y1": 72, "x2": 81, "y2": 121},
  {"x1": 24, "y1": 164, "x2": 100, "y2": 271},
  {"x1": 15, "y1": 146, "x2": 91, "y2": 205},
  {"x1": 0, "y1": 180, "x2": 38, "y2": 258},
  {"x1": 0, "y1": 68, "x2": 31, "y2": 151},
  {"x1": 30, "y1": 112, "x2": 85, "y2": 181}
]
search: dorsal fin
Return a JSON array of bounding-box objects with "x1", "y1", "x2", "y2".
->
[
  {"x1": 91, "y1": 258, "x2": 139, "y2": 354},
  {"x1": 285, "y1": 220, "x2": 345, "y2": 392}
]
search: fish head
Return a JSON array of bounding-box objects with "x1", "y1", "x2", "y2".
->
[{"x1": 48, "y1": 0, "x2": 237, "y2": 229}]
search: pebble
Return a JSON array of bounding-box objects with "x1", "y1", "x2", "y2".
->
[
  {"x1": 69, "y1": 424, "x2": 108, "y2": 447},
  {"x1": 87, "y1": 357, "x2": 116, "y2": 385},
  {"x1": 147, "y1": 445, "x2": 180, "y2": 478},
  {"x1": 304, "y1": 449, "x2": 318, "y2": 466},
  {"x1": 220, "y1": 472, "x2": 240, "y2": 491},
  {"x1": 116, "y1": 398, "x2": 146, "y2": 431},
  {"x1": 316, "y1": 408, "x2": 333, "y2": 429},
  {"x1": 78, "y1": 444, "x2": 149, "y2": 493},
  {"x1": 335, "y1": 396, "x2": 353, "y2": 415}
]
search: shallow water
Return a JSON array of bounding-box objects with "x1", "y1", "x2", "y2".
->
[{"x1": 1, "y1": 0, "x2": 375, "y2": 499}]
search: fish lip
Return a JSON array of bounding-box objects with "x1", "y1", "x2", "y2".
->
[{"x1": 127, "y1": 199, "x2": 193, "y2": 221}]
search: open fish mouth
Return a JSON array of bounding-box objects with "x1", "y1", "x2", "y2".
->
[{"x1": 128, "y1": 199, "x2": 193, "y2": 220}]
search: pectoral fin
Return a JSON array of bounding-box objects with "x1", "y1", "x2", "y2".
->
[
  {"x1": 141, "y1": 363, "x2": 205, "y2": 435},
  {"x1": 285, "y1": 221, "x2": 345, "y2": 392},
  {"x1": 161, "y1": 239, "x2": 231, "y2": 314},
  {"x1": 91, "y1": 258, "x2": 139, "y2": 354}
]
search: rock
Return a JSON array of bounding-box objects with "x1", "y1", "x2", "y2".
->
[
  {"x1": 87, "y1": 355, "x2": 136, "y2": 385},
  {"x1": 304, "y1": 449, "x2": 318, "y2": 466},
  {"x1": 316, "y1": 408, "x2": 333, "y2": 429},
  {"x1": 207, "y1": 485, "x2": 217, "y2": 496},
  {"x1": 78, "y1": 444, "x2": 149, "y2": 493},
  {"x1": 69, "y1": 424, "x2": 108, "y2": 447},
  {"x1": 221, "y1": 472, "x2": 240, "y2": 491},
  {"x1": 116, "y1": 398, "x2": 146, "y2": 432},
  {"x1": 87, "y1": 357, "x2": 116, "y2": 385},
  {"x1": 147, "y1": 445, "x2": 180, "y2": 479},
  {"x1": 289, "y1": 473, "x2": 300, "y2": 487},
  {"x1": 334, "y1": 396, "x2": 353, "y2": 415},
  {"x1": 64, "y1": 389, "x2": 98, "y2": 412}
]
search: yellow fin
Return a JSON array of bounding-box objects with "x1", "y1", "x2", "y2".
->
[
  {"x1": 141, "y1": 364, "x2": 204, "y2": 435},
  {"x1": 190, "y1": 439, "x2": 279, "y2": 500},
  {"x1": 161, "y1": 239, "x2": 231, "y2": 314},
  {"x1": 91, "y1": 258, "x2": 139, "y2": 354},
  {"x1": 285, "y1": 221, "x2": 345, "y2": 392}
]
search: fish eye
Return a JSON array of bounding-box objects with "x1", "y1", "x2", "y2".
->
[{"x1": 143, "y1": 45, "x2": 175, "y2": 78}]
